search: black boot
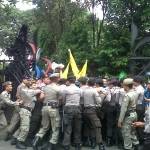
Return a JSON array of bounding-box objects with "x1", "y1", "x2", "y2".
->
[
  {"x1": 82, "y1": 137, "x2": 90, "y2": 147},
  {"x1": 99, "y1": 143, "x2": 105, "y2": 150},
  {"x1": 10, "y1": 137, "x2": 17, "y2": 145},
  {"x1": 106, "y1": 137, "x2": 112, "y2": 146},
  {"x1": 47, "y1": 142, "x2": 52, "y2": 150},
  {"x1": 90, "y1": 138, "x2": 96, "y2": 149},
  {"x1": 40, "y1": 142, "x2": 49, "y2": 150},
  {"x1": 32, "y1": 136, "x2": 41, "y2": 150},
  {"x1": 63, "y1": 145, "x2": 70, "y2": 150},
  {"x1": 75, "y1": 144, "x2": 81, "y2": 150},
  {"x1": 134, "y1": 144, "x2": 139, "y2": 150},
  {"x1": 4, "y1": 131, "x2": 12, "y2": 141},
  {"x1": 16, "y1": 141, "x2": 27, "y2": 149}
]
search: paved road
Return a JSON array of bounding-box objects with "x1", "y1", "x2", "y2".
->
[
  {"x1": 0, "y1": 128, "x2": 120, "y2": 150},
  {"x1": 0, "y1": 140, "x2": 120, "y2": 150}
]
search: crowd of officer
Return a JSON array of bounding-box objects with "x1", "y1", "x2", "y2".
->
[{"x1": 0, "y1": 74, "x2": 150, "y2": 150}]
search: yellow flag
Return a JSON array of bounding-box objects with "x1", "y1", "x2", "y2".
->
[
  {"x1": 60, "y1": 63, "x2": 70, "y2": 79},
  {"x1": 68, "y1": 49, "x2": 79, "y2": 77},
  {"x1": 78, "y1": 60, "x2": 88, "y2": 78}
]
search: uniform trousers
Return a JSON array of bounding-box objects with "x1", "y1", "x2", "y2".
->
[
  {"x1": 14, "y1": 108, "x2": 31, "y2": 142},
  {"x1": 36, "y1": 106, "x2": 60, "y2": 144},
  {"x1": 63, "y1": 105, "x2": 82, "y2": 146},
  {"x1": 136, "y1": 104, "x2": 145, "y2": 143},
  {"x1": 83, "y1": 107, "x2": 102, "y2": 144},
  {"x1": 121, "y1": 112, "x2": 139, "y2": 150},
  {"x1": 106, "y1": 105, "x2": 118, "y2": 140},
  {"x1": 0, "y1": 103, "x2": 20, "y2": 133},
  {"x1": 6, "y1": 106, "x2": 20, "y2": 134}
]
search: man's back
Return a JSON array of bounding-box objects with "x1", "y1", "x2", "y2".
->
[
  {"x1": 83, "y1": 86, "x2": 101, "y2": 107},
  {"x1": 43, "y1": 83, "x2": 60, "y2": 103},
  {"x1": 64, "y1": 84, "x2": 81, "y2": 106}
]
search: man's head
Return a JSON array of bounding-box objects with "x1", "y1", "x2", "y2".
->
[
  {"x1": 123, "y1": 78, "x2": 133, "y2": 92},
  {"x1": 49, "y1": 73, "x2": 60, "y2": 83},
  {"x1": 22, "y1": 79, "x2": 28, "y2": 84},
  {"x1": 147, "y1": 81, "x2": 150, "y2": 90},
  {"x1": 66, "y1": 76, "x2": 76, "y2": 85},
  {"x1": 87, "y1": 77, "x2": 95, "y2": 87},
  {"x1": 22, "y1": 76, "x2": 32, "y2": 87},
  {"x1": 57, "y1": 78, "x2": 67, "y2": 85},
  {"x1": 78, "y1": 77, "x2": 88, "y2": 86},
  {"x1": 108, "y1": 78, "x2": 118, "y2": 88},
  {"x1": 30, "y1": 80, "x2": 37, "y2": 89},
  {"x1": 102, "y1": 78, "x2": 108, "y2": 87},
  {"x1": 2, "y1": 81, "x2": 13, "y2": 92},
  {"x1": 42, "y1": 76, "x2": 50, "y2": 85},
  {"x1": 95, "y1": 78, "x2": 103, "y2": 87},
  {"x1": 133, "y1": 76, "x2": 143, "y2": 87}
]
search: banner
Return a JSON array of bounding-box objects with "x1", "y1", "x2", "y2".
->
[
  {"x1": 78, "y1": 60, "x2": 87, "y2": 78},
  {"x1": 68, "y1": 49, "x2": 79, "y2": 77}
]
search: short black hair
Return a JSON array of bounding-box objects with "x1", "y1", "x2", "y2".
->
[
  {"x1": 42, "y1": 76, "x2": 49, "y2": 80},
  {"x1": 67, "y1": 76, "x2": 76, "y2": 83},
  {"x1": 88, "y1": 77, "x2": 95, "y2": 86},
  {"x1": 108, "y1": 78, "x2": 118, "y2": 86},
  {"x1": 95, "y1": 78, "x2": 103, "y2": 87},
  {"x1": 58, "y1": 78, "x2": 67, "y2": 85},
  {"x1": 133, "y1": 76, "x2": 143, "y2": 84},
  {"x1": 78, "y1": 77, "x2": 88, "y2": 85}
]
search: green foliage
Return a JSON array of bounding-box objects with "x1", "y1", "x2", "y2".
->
[
  {"x1": 0, "y1": 1, "x2": 35, "y2": 48},
  {"x1": 0, "y1": 0, "x2": 149, "y2": 76}
]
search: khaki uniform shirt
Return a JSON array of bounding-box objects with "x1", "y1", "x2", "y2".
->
[
  {"x1": 63, "y1": 84, "x2": 81, "y2": 106},
  {"x1": 0, "y1": 91, "x2": 16, "y2": 106},
  {"x1": 43, "y1": 83, "x2": 60, "y2": 103},
  {"x1": 20, "y1": 87, "x2": 41, "y2": 108},
  {"x1": 118, "y1": 89, "x2": 136, "y2": 123},
  {"x1": 82, "y1": 86, "x2": 102, "y2": 107}
]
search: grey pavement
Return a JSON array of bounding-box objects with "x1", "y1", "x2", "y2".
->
[
  {"x1": 0, "y1": 127, "x2": 120, "y2": 150},
  {"x1": 0, "y1": 140, "x2": 120, "y2": 150}
]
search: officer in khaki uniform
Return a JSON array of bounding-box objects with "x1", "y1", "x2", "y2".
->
[
  {"x1": 13, "y1": 78, "x2": 42, "y2": 149},
  {"x1": 118, "y1": 78, "x2": 139, "y2": 150},
  {"x1": 82, "y1": 78, "x2": 105, "y2": 150},
  {"x1": 0, "y1": 81, "x2": 20, "y2": 139},
  {"x1": 62, "y1": 76, "x2": 82, "y2": 150},
  {"x1": 33, "y1": 73, "x2": 61, "y2": 150}
]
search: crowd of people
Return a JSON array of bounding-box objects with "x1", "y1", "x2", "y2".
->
[{"x1": 0, "y1": 74, "x2": 150, "y2": 150}]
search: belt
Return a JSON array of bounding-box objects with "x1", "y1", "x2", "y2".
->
[
  {"x1": 20, "y1": 106, "x2": 32, "y2": 112},
  {"x1": 84, "y1": 106, "x2": 96, "y2": 109},
  {"x1": 43, "y1": 101, "x2": 59, "y2": 108},
  {"x1": 128, "y1": 109, "x2": 136, "y2": 112},
  {"x1": 125, "y1": 109, "x2": 136, "y2": 117}
]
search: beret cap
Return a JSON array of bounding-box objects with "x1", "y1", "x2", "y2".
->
[
  {"x1": 2, "y1": 81, "x2": 12, "y2": 87},
  {"x1": 123, "y1": 78, "x2": 133, "y2": 85}
]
